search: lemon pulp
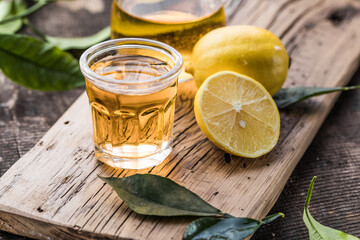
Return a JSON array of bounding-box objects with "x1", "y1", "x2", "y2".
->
[{"x1": 194, "y1": 71, "x2": 281, "y2": 158}]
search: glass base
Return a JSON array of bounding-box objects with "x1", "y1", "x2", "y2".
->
[{"x1": 94, "y1": 146, "x2": 172, "y2": 170}]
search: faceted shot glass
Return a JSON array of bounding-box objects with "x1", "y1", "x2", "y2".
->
[{"x1": 79, "y1": 38, "x2": 183, "y2": 169}]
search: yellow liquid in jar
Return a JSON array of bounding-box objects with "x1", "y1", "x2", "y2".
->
[{"x1": 111, "y1": 0, "x2": 226, "y2": 63}]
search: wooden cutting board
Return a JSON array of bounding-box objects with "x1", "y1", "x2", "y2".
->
[{"x1": 1, "y1": 0, "x2": 360, "y2": 239}]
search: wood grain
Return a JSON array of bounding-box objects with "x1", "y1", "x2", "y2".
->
[
  {"x1": 252, "y1": 71, "x2": 360, "y2": 239},
  {"x1": 0, "y1": 0, "x2": 360, "y2": 239}
]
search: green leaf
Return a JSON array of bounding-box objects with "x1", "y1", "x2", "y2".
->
[
  {"x1": 183, "y1": 218, "x2": 222, "y2": 240},
  {"x1": 183, "y1": 218, "x2": 259, "y2": 240},
  {"x1": 46, "y1": 26, "x2": 110, "y2": 50},
  {"x1": 0, "y1": 0, "x2": 52, "y2": 25},
  {"x1": 261, "y1": 212, "x2": 285, "y2": 225},
  {"x1": 0, "y1": 34, "x2": 84, "y2": 91},
  {"x1": 0, "y1": 0, "x2": 27, "y2": 34},
  {"x1": 273, "y1": 86, "x2": 360, "y2": 109},
  {"x1": 99, "y1": 174, "x2": 223, "y2": 217},
  {"x1": 0, "y1": 1, "x2": 12, "y2": 20},
  {"x1": 303, "y1": 177, "x2": 359, "y2": 240},
  {"x1": 183, "y1": 213, "x2": 284, "y2": 240}
]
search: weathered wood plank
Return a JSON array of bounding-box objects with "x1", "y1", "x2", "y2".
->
[
  {"x1": 253, "y1": 70, "x2": 360, "y2": 239},
  {"x1": 0, "y1": 0, "x2": 360, "y2": 239}
]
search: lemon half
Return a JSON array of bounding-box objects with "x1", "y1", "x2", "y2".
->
[{"x1": 194, "y1": 71, "x2": 280, "y2": 158}]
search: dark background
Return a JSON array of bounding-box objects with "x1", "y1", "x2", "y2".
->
[{"x1": 0, "y1": 0, "x2": 359, "y2": 239}]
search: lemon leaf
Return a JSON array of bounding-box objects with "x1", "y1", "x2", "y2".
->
[
  {"x1": 0, "y1": 0, "x2": 53, "y2": 25},
  {"x1": 0, "y1": 0, "x2": 27, "y2": 34},
  {"x1": 274, "y1": 86, "x2": 360, "y2": 109},
  {"x1": 183, "y1": 213, "x2": 284, "y2": 240},
  {"x1": 0, "y1": 34, "x2": 84, "y2": 91},
  {"x1": 99, "y1": 174, "x2": 223, "y2": 217},
  {"x1": 303, "y1": 177, "x2": 359, "y2": 240},
  {"x1": 45, "y1": 26, "x2": 110, "y2": 50}
]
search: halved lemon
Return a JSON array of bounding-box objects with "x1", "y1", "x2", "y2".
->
[{"x1": 194, "y1": 71, "x2": 281, "y2": 158}]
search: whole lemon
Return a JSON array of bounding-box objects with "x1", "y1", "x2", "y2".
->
[{"x1": 188, "y1": 25, "x2": 289, "y2": 96}]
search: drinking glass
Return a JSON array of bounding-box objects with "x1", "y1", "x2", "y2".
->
[
  {"x1": 110, "y1": 0, "x2": 241, "y2": 80},
  {"x1": 80, "y1": 38, "x2": 183, "y2": 169}
]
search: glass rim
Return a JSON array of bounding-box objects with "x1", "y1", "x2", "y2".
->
[{"x1": 79, "y1": 38, "x2": 183, "y2": 86}]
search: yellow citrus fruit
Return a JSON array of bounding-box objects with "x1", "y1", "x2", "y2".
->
[
  {"x1": 188, "y1": 25, "x2": 289, "y2": 96},
  {"x1": 194, "y1": 71, "x2": 280, "y2": 158}
]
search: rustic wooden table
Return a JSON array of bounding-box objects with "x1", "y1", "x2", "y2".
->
[{"x1": 0, "y1": 0, "x2": 359, "y2": 239}]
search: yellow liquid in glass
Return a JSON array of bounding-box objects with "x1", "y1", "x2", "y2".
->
[{"x1": 86, "y1": 54, "x2": 177, "y2": 161}]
